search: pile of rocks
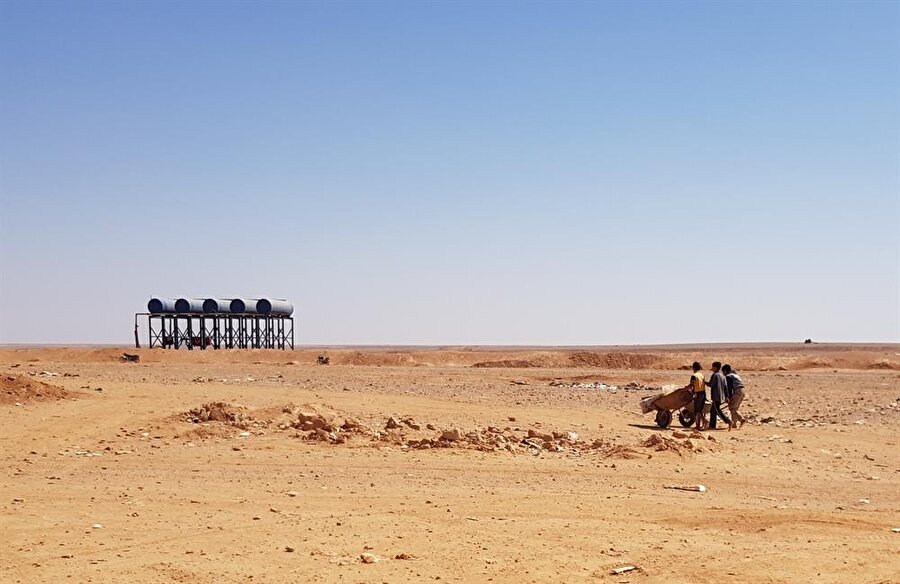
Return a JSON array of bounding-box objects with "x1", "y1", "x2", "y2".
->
[
  {"x1": 281, "y1": 408, "x2": 374, "y2": 444},
  {"x1": 181, "y1": 403, "x2": 716, "y2": 458},
  {"x1": 187, "y1": 402, "x2": 251, "y2": 427}
]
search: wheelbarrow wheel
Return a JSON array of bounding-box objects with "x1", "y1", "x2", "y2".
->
[
  {"x1": 655, "y1": 409, "x2": 672, "y2": 428},
  {"x1": 678, "y1": 409, "x2": 695, "y2": 428}
]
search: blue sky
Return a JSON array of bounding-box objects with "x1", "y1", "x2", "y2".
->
[{"x1": 1, "y1": 1, "x2": 898, "y2": 345}]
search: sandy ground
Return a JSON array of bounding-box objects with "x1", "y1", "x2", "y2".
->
[{"x1": 1, "y1": 344, "x2": 898, "y2": 584}]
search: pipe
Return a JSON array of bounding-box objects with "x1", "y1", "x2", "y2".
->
[
  {"x1": 203, "y1": 298, "x2": 233, "y2": 313},
  {"x1": 230, "y1": 298, "x2": 260, "y2": 314},
  {"x1": 175, "y1": 297, "x2": 205, "y2": 314},
  {"x1": 257, "y1": 298, "x2": 294, "y2": 316},
  {"x1": 148, "y1": 297, "x2": 176, "y2": 314}
]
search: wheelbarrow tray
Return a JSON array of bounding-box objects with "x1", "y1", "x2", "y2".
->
[{"x1": 652, "y1": 387, "x2": 694, "y2": 411}]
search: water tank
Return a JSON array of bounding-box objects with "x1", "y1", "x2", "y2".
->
[
  {"x1": 174, "y1": 298, "x2": 205, "y2": 313},
  {"x1": 229, "y1": 298, "x2": 260, "y2": 314},
  {"x1": 148, "y1": 297, "x2": 176, "y2": 313},
  {"x1": 257, "y1": 298, "x2": 294, "y2": 316},
  {"x1": 202, "y1": 298, "x2": 233, "y2": 313}
]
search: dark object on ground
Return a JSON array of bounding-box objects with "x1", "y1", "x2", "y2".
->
[
  {"x1": 121, "y1": 353, "x2": 140, "y2": 363},
  {"x1": 804, "y1": 339, "x2": 813, "y2": 344},
  {"x1": 317, "y1": 355, "x2": 330, "y2": 365}
]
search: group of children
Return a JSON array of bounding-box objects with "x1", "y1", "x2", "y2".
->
[{"x1": 684, "y1": 360, "x2": 746, "y2": 430}]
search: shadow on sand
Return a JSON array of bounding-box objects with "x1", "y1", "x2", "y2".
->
[{"x1": 627, "y1": 423, "x2": 669, "y2": 431}]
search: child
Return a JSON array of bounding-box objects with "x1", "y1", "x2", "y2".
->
[
  {"x1": 682, "y1": 361, "x2": 706, "y2": 430},
  {"x1": 722, "y1": 364, "x2": 746, "y2": 429}
]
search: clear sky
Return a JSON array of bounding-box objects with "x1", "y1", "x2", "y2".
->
[{"x1": 1, "y1": 1, "x2": 898, "y2": 345}]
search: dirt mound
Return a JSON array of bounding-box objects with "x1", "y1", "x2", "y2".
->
[
  {"x1": 569, "y1": 352, "x2": 660, "y2": 369},
  {"x1": 640, "y1": 432, "x2": 712, "y2": 455},
  {"x1": 472, "y1": 360, "x2": 540, "y2": 368},
  {"x1": 0, "y1": 374, "x2": 73, "y2": 404},
  {"x1": 337, "y1": 352, "x2": 419, "y2": 366},
  {"x1": 868, "y1": 360, "x2": 900, "y2": 370},
  {"x1": 602, "y1": 445, "x2": 647, "y2": 459},
  {"x1": 788, "y1": 358, "x2": 834, "y2": 370}
]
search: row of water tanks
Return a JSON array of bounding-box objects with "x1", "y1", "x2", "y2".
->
[{"x1": 148, "y1": 297, "x2": 294, "y2": 316}]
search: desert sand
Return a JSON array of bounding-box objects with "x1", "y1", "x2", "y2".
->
[{"x1": 1, "y1": 344, "x2": 898, "y2": 583}]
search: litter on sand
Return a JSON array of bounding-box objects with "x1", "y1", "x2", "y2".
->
[
  {"x1": 665, "y1": 484, "x2": 707, "y2": 492},
  {"x1": 611, "y1": 565, "x2": 637, "y2": 574}
]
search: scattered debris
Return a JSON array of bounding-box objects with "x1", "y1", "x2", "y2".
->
[{"x1": 665, "y1": 484, "x2": 707, "y2": 493}]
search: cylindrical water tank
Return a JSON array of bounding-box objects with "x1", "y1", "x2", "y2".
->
[
  {"x1": 202, "y1": 298, "x2": 233, "y2": 313},
  {"x1": 230, "y1": 298, "x2": 260, "y2": 314},
  {"x1": 257, "y1": 298, "x2": 293, "y2": 316},
  {"x1": 174, "y1": 298, "x2": 205, "y2": 313},
  {"x1": 148, "y1": 297, "x2": 176, "y2": 313}
]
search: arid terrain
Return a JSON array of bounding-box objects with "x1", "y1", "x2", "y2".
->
[{"x1": 1, "y1": 344, "x2": 898, "y2": 583}]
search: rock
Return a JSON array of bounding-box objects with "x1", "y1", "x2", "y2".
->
[
  {"x1": 760, "y1": 417, "x2": 776, "y2": 424},
  {"x1": 527, "y1": 429, "x2": 552, "y2": 441},
  {"x1": 385, "y1": 417, "x2": 400, "y2": 430},
  {"x1": 672, "y1": 430, "x2": 690, "y2": 439},
  {"x1": 441, "y1": 429, "x2": 462, "y2": 441},
  {"x1": 402, "y1": 418, "x2": 421, "y2": 430},
  {"x1": 285, "y1": 546, "x2": 295, "y2": 553},
  {"x1": 92, "y1": 524, "x2": 103, "y2": 529},
  {"x1": 360, "y1": 552, "x2": 380, "y2": 564},
  {"x1": 297, "y1": 411, "x2": 334, "y2": 432}
]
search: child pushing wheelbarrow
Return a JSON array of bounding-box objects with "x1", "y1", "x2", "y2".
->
[{"x1": 639, "y1": 361, "x2": 709, "y2": 429}]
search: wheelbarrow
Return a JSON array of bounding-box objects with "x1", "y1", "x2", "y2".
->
[{"x1": 639, "y1": 387, "x2": 705, "y2": 428}]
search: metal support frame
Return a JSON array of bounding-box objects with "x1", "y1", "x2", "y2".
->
[{"x1": 137, "y1": 313, "x2": 294, "y2": 350}]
